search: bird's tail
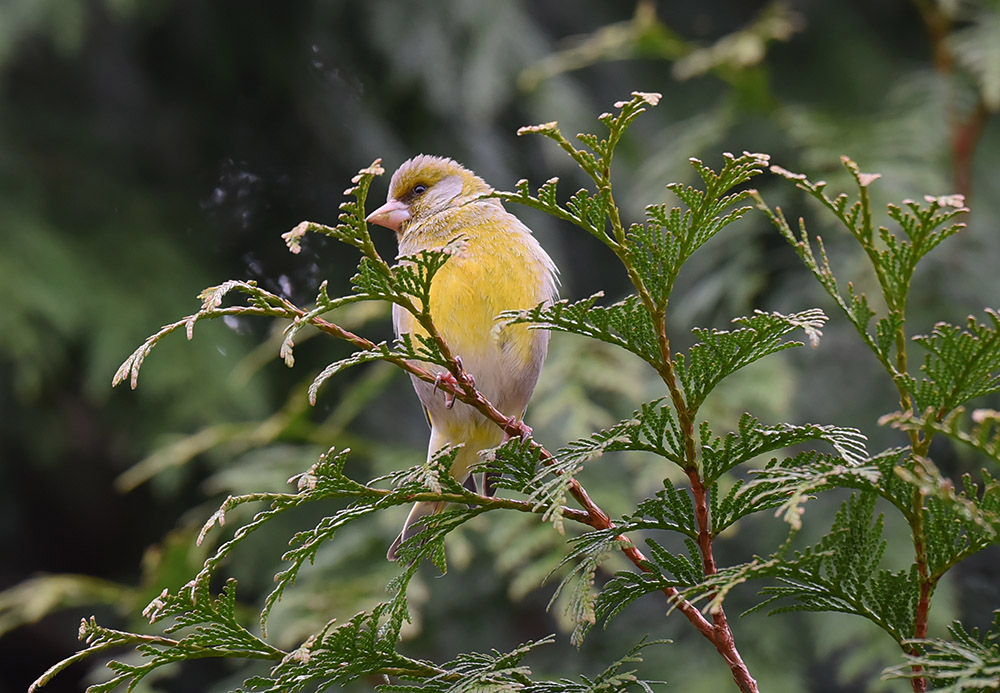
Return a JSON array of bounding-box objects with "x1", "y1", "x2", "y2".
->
[{"x1": 386, "y1": 500, "x2": 447, "y2": 561}]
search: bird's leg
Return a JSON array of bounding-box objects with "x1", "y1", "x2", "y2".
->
[{"x1": 433, "y1": 371, "x2": 460, "y2": 409}]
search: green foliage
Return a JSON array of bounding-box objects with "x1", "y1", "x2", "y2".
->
[
  {"x1": 745, "y1": 492, "x2": 920, "y2": 641},
  {"x1": 627, "y1": 151, "x2": 769, "y2": 309},
  {"x1": 675, "y1": 308, "x2": 827, "y2": 411},
  {"x1": 885, "y1": 407, "x2": 1000, "y2": 466},
  {"x1": 756, "y1": 158, "x2": 969, "y2": 380},
  {"x1": 31, "y1": 89, "x2": 1000, "y2": 693},
  {"x1": 504, "y1": 293, "x2": 661, "y2": 367},
  {"x1": 911, "y1": 309, "x2": 1000, "y2": 413},
  {"x1": 31, "y1": 581, "x2": 283, "y2": 693},
  {"x1": 754, "y1": 153, "x2": 1000, "y2": 690},
  {"x1": 885, "y1": 612, "x2": 1000, "y2": 691},
  {"x1": 375, "y1": 636, "x2": 665, "y2": 692}
]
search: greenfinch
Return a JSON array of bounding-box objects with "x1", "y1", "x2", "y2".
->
[{"x1": 366, "y1": 155, "x2": 558, "y2": 560}]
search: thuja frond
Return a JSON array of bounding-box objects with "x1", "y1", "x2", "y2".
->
[
  {"x1": 29, "y1": 580, "x2": 285, "y2": 693},
  {"x1": 484, "y1": 401, "x2": 686, "y2": 534},
  {"x1": 922, "y1": 474, "x2": 1000, "y2": 578},
  {"x1": 699, "y1": 413, "x2": 868, "y2": 482},
  {"x1": 628, "y1": 151, "x2": 770, "y2": 308},
  {"x1": 770, "y1": 158, "x2": 967, "y2": 310},
  {"x1": 502, "y1": 294, "x2": 660, "y2": 368},
  {"x1": 190, "y1": 446, "x2": 486, "y2": 637},
  {"x1": 482, "y1": 436, "x2": 582, "y2": 533},
  {"x1": 308, "y1": 332, "x2": 448, "y2": 405},
  {"x1": 518, "y1": 92, "x2": 661, "y2": 186},
  {"x1": 39, "y1": 445, "x2": 515, "y2": 692},
  {"x1": 113, "y1": 160, "x2": 399, "y2": 391},
  {"x1": 350, "y1": 245, "x2": 458, "y2": 311},
  {"x1": 675, "y1": 308, "x2": 828, "y2": 413},
  {"x1": 269, "y1": 446, "x2": 481, "y2": 621},
  {"x1": 709, "y1": 451, "x2": 865, "y2": 534},
  {"x1": 194, "y1": 449, "x2": 369, "y2": 612},
  {"x1": 549, "y1": 529, "x2": 630, "y2": 647},
  {"x1": 754, "y1": 190, "x2": 890, "y2": 366},
  {"x1": 499, "y1": 92, "x2": 661, "y2": 248},
  {"x1": 112, "y1": 280, "x2": 320, "y2": 390},
  {"x1": 749, "y1": 449, "x2": 910, "y2": 528},
  {"x1": 594, "y1": 538, "x2": 701, "y2": 628},
  {"x1": 910, "y1": 309, "x2": 1000, "y2": 413},
  {"x1": 757, "y1": 158, "x2": 969, "y2": 402},
  {"x1": 883, "y1": 407, "x2": 1000, "y2": 466},
  {"x1": 884, "y1": 612, "x2": 1000, "y2": 691},
  {"x1": 745, "y1": 492, "x2": 920, "y2": 642},
  {"x1": 521, "y1": 637, "x2": 666, "y2": 693},
  {"x1": 500, "y1": 177, "x2": 611, "y2": 244},
  {"x1": 555, "y1": 398, "x2": 686, "y2": 468},
  {"x1": 245, "y1": 604, "x2": 433, "y2": 692},
  {"x1": 282, "y1": 159, "x2": 385, "y2": 257},
  {"x1": 630, "y1": 482, "x2": 700, "y2": 539},
  {"x1": 375, "y1": 636, "x2": 665, "y2": 692}
]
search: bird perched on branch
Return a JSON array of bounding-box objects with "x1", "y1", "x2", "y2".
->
[{"x1": 366, "y1": 155, "x2": 558, "y2": 560}]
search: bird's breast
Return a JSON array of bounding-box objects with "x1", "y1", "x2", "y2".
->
[{"x1": 394, "y1": 205, "x2": 556, "y2": 421}]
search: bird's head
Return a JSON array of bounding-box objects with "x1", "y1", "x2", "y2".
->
[{"x1": 365, "y1": 155, "x2": 492, "y2": 236}]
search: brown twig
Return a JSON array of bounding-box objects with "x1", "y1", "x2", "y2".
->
[{"x1": 302, "y1": 313, "x2": 722, "y2": 650}]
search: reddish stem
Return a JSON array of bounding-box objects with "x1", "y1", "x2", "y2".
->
[
  {"x1": 304, "y1": 316, "x2": 725, "y2": 654},
  {"x1": 307, "y1": 308, "x2": 760, "y2": 690}
]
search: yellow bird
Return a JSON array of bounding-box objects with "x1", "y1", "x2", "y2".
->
[{"x1": 366, "y1": 155, "x2": 558, "y2": 560}]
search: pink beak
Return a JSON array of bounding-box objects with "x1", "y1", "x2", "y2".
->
[{"x1": 365, "y1": 198, "x2": 411, "y2": 233}]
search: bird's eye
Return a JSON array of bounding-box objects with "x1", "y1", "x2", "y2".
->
[{"x1": 412, "y1": 184, "x2": 427, "y2": 195}]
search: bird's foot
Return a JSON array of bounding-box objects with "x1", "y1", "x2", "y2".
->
[
  {"x1": 433, "y1": 371, "x2": 460, "y2": 409},
  {"x1": 503, "y1": 416, "x2": 532, "y2": 443},
  {"x1": 453, "y1": 356, "x2": 475, "y2": 388}
]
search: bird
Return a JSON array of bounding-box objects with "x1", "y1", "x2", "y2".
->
[{"x1": 365, "y1": 155, "x2": 558, "y2": 561}]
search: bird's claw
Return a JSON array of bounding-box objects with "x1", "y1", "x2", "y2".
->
[
  {"x1": 504, "y1": 416, "x2": 532, "y2": 443},
  {"x1": 433, "y1": 371, "x2": 460, "y2": 409}
]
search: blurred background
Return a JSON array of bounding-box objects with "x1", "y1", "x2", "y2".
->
[{"x1": 2, "y1": 1, "x2": 999, "y2": 691}]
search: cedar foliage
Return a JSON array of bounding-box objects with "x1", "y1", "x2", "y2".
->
[{"x1": 28, "y1": 92, "x2": 1000, "y2": 692}]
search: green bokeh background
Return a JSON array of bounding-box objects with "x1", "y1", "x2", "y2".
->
[{"x1": 2, "y1": 1, "x2": 999, "y2": 691}]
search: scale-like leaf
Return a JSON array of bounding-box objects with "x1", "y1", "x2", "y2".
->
[
  {"x1": 627, "y1": 152, "x2": 769, "y2": 308},
  {"x1": 30, "y1": 580, "x2": 284, "y2": 693},
  {"x1": 309, "y1": 333, "x2": 447, "y2": 405},
  {"x1": 700, "y1": 412, "x2": 868, "y2": 482},
  {"x1": 629, "y1": 483, "x2": 699, "y2": 539},
  {"x1": 883, "y1": 407, "x2": 1000, "y2": 466},
  {"x1": 503, "y1": 293, "x2": 661, "y2": 368},
  {"x1": 496, "y1": 178, "x2": 608, "y2": 241},
  {"x1": 885, "y1": 612, "x2": 1000, "y2": 691},
  {"x1": 593, "y1": 538, "x2": 700, "y2": 627},
  {"x1": 749, "y1": 449, "x2": 911, "y2": 528},
  {"x1": 744, "y1": 492, "x2": 919, "y2": 641},
  {"x1": 555, "y1": 398, "x2": 686, "y2": 468},
  {"x1": 282, "y1": 159, "x2": 384, "y2": 255},
  {"x1": 675, "y1": 308, "x2": 828, "y2": 412},
  {"x1": 506, "y1": 92, "x2": 662, "y2": 249},
  {"x1": 912, "y1": 310, "x2": 1000, "y2": 413},
  {"x1": 548, "y1": 529, "x2": 628, "y2": 646}
]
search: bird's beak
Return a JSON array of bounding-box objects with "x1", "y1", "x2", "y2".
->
[{"x1": 365, "y1": 199, "x2": 411, "y2": 233}]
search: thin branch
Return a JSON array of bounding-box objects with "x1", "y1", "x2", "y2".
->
[{"x1": 302, "y1": 315, "x2": 723, "y2": 647}]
